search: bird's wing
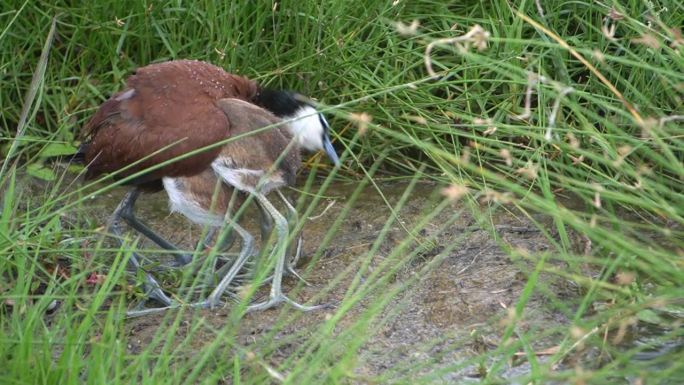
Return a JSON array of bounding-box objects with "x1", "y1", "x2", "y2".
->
[
  {"x1": 81, "y1": 61, "x2": 260, "y2": 184},
  {"x1": 82, "y1": 84, "x2": 229, "y2": 183},
  {"x1": 214, "y1": 98, "x2": 301, "y2": 188}
]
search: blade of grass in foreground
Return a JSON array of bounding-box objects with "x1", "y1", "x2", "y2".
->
[{"x1": 0, "y1": 16, "x2": 56, "y2": 181}]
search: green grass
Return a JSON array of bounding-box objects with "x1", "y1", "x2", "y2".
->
[{"x1": 1, "y1": 0, "x2": 683, "y2": 384}]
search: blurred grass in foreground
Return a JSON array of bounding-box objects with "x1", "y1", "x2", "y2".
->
[{"x1": 1, "y1": 0, "x2": 683, "y2": 384}]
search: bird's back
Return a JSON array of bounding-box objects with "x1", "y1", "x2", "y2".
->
[{"x1": 82, "y1": 60, "x2": 259, "y2": 185}]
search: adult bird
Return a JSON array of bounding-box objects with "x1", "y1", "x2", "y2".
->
[{"x1": 79, "y1": 59, "x2": 340, "y2": 313}]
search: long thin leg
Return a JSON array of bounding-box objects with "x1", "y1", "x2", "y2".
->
[
  {"x1": 255, "y1": 198, "x2": 274, "y2": 252},
  {"x1": 127, "y1": 220, "x2": 255, "y2": 315},
  {"x1": 247, "y1": 192, "x2": 325, "y2": 312},
  {"x1": 238, "y1": 199, "x2": 274, "y2": 282},
  {"x1": 119, "y1": 188, "x2": 192, "y2": 267},
  {"x1": 198, "y1": 227, "x2": 217, "y2": 250},
  {"x1": 257, "y1": 200, "x2": 274, "y2": 242},
  {"x1": 194, "y1": 226, "x2": 236, "y2": 287},
  {"x1": 110, "y1": 189, "x2": 175, "y2": 309},
  {"x1": 197, "y1": 225, "x2": 238, "y2": 284},
  {"x1": 276, "y1": 190, "x2": 309, "y2": 285},
  {"x1": 199, "y1": 220, "x2": 254, "y2": 308},
  {"x1": 212, "y1": 222, "x2": 246, "y2": 280},
  {"x1": 198, "y1": 226, "x2": 236, "y2": 252},
  {"x1": 208, "y1": 204, "x2": 249, "y2": 283}
]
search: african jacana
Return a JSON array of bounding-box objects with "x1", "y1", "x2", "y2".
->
[{"x1": 79, "y1": 60, "x2": 339, "y2": 313}]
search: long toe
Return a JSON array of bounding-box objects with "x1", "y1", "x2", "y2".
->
[
  {"x1": 284, "y1": 264, "x2": 312, "y2": 286},
  {"x1": 125, "y1": 287, "x2": 178, "y2": 318},
  {"x1": 143, "y1": 280, "x2": 175, "y2": 306},
  {"x1": 189, "y1": 300, "x2": 217, "y2": 310},
  {"x1": 167, "y1": 253, "x2": 194, "y2": 268},
  {"x1": 282, "y1": 295, "x2": 334, "y2": 312},
  {"x1": 245, "y1": 295, "x2": 285, "y2": 312},
  {"x1": 126, "y1": 304, "x2": 179, "y2": 318},
  {"x1": 124, "y1": 298, "x2": 226, "y2": 318},
  {"x1": 246, "y1": 294, "x2": 330, "y2": 313}
]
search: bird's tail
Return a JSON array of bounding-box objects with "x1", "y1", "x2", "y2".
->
[{"x1": 44, "y1": 142, "x2": 88, "y2": 164}]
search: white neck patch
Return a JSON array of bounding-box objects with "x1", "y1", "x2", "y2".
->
[{"x1": 286, "y1": 105, "x2": 324, "y2": 151}]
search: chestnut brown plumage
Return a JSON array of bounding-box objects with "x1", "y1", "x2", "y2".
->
[
  {"x1": 83, "y1": 60, "x2": 259, "y2": 185},
  {"x1": 80, "y1": 60, "x2": 340, "y2": 315}
]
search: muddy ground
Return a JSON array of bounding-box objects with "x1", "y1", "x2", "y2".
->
[{"x1": 85, "y1": 180, "x2": 584, "y2": 381}]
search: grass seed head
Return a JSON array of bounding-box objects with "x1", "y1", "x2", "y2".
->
[
  {"x1": 350, "y1": 112, "x2": 372, "y2": 136},
  {"x1": 441, "y1": 184, "x2": 469, "y2": 201},
  {"x1": 631, "y1": 33, "x2": 661, "y2": 49},
  {"x1": 395, "y1": 20, "x2": 420, "y2": 36}
]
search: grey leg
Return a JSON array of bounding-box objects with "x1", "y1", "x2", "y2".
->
[
  {"x1": 128, "y1": 220, "x2": 255, "y2": 313},
  {"x1": 256, "y1": 199, "x2": 275, "y2": 243},
  {"x1": 276, "y1": 190, "x2": 310, "y2": 285},
  {"x1": 198, "y1": 225, "x2": 238, "y2": 286},
  {"x1": 254, "y1": 198, "x2": 274, "y2": 270},
  {"x1": 119, "y1": 188, "x2": 192, "y2": 267},
  {"x1": 198, "y1": 227, "x2": 217, "y2": 250},
  {"x1": 246, "y1": 192, "x2": 325, "y2": 312},
  {"x1": 198, "y1": 226, "x2": 237, "y2": 252},
  {"x1": 238, "y1": 199, "x2": 274, "y2": 282},
  {"x1": 208, "y1": 206, "x2": 248, "y2": 283},
  {"x1": 195, "y1": 226, "x2": 233, "y2": 287},
  {"x1": 198, "y1": 220, "x2": 254, "y2": 308},
  {"x1": 212, "y1": 225, "x2": 248, "y2": 280},
  {"x1": 109, "y1": 189, "x2": 175, "y2": 312}
]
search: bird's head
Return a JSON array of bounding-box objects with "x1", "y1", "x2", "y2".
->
[{"x1": 255, "y1": 89, "x2": 340, "y2": 166}]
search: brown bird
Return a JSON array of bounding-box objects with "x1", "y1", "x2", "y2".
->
[{"x1": 78, "y1": 59, "x2": 340, "y2": 314}]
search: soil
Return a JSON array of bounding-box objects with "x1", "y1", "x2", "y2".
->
[
  {"x1": 9, "y1": 169, "x2": 677, "y2": 383},
  {"x1": 83, "y1": 180, "x2": 583, "y2": 381}
]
